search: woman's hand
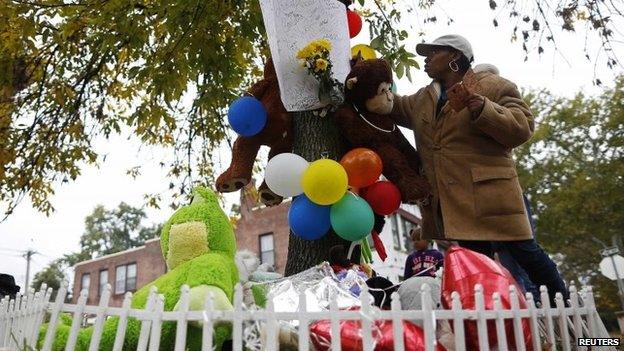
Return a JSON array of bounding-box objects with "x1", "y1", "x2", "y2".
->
[{"x1": 466, "y1": 93, "x2": 485, "y2": 117}]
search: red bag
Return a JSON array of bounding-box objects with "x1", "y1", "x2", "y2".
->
[
  {"x1": 310, "y1": 312, "x2": 446, "y2": 351},
  {"x1": 441, "y1": 246, "x2": 533, "y2": 351}
]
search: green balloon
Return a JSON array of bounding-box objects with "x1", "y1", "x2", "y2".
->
[
  {"x1": 330, "y1": 193, "x2": 374, "y2": 241},
  {"x1": 391, "y1": 82, "x2": 397, "y2": 94}
]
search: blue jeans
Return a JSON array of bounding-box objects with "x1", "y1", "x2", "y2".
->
[
  {"x1": 457, "y1": 239, "x2": 569, "y2": 305},
  {"x1": 496, "y1": 246, "x2": 540, "y2": 301}
]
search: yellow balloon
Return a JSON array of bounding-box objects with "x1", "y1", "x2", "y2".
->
[
  {"x1": 301, "y1": 159, "x2": 348, "y2": 205},
  {"x1": 351, "y1": 44, "x2": 377, "y2": 60}
]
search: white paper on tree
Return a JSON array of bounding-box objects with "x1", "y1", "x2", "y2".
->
[{"x1": 259, "y1": 0, "x2": 351, "y2": 112}]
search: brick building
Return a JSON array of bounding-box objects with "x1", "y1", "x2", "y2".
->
[
  {"x1": 72, "y1": 238, "x2": 166, "y2": 306},
  {"x1": 233, "y1": 186, "x2": 291, "y2": 274}
]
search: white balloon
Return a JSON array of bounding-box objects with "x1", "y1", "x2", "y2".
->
[{"x1": 265, "y1": 153, "x2": 309, "y2": 197}]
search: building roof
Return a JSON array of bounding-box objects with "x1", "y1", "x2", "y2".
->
[
  {"x1": 397, "y1": 207, "x2": 421, "y2": 224},
  {"x1": 73, "y1": 238, "x2": 161, "y2": 268}
]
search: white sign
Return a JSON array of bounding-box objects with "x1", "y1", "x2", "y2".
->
[
  {"x1": 259, "y1": 0, "x2": 351, "y2": 111},
  {"x1": 600, "y1": 254, "x2": 624, "y2": 281},
  {"x1": 601, "y1": 246, "x2": 620, "y2": 257}
]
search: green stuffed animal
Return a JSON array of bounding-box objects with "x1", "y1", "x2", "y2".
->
[{"x1": 39, "y1": 187, "x2": 239, "y2": 350}]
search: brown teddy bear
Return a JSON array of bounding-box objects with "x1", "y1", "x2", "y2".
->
[
  {"x1": 216, "y1": 58, "x2": 292, "y2": 206},
  {"x1": 333, "y1": 58, "x2": 430, "y2": 203}
]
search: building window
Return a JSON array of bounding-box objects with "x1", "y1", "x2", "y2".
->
[
  {"x1": 391, "y1": 215, "x2": 400, "y2": 249},
  {"x1": 259, "y1": 233, "x2": 275, "y2": 267},
  {"x1": 81, "y1": 273, "x2": 90, "y2": 293},
  {"x1": 99, "y1": 270, "x2": 108, "y2": 296},
  {"x1": 115, "y1": 263, "x2": 137, "y2": 294},
  {"x1": 127, "y1": 263, "x2": 137, "y2": 291},
  {"x1": 115, "y1": 266, "x2": 125, "y2": 294}
]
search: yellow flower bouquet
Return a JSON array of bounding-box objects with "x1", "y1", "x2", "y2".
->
[{"x1": 297, "y1": 39, "x2": 344, "y2": 108}]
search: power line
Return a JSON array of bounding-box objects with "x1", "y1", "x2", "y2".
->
[
  {"x1": 0, "y1": 247, "x2": 50, "y2": 257},
  {"x1": 0, "y1": 247, "x2": 25, "y2": 253},
  {"x1": 0, "y1": 247, "x2": 41, "y2": 290},
  {"x1": 0, "y1": 253, "x2": 24, "y2": 258}
]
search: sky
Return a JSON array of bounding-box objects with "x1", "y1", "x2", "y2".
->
[{"x1": 1, "y1": 0, "x2": 622, "y2": 290}]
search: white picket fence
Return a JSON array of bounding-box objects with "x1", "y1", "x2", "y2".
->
[{"x1": 0, "y1": 282, "x2": 614, "y2": 351}]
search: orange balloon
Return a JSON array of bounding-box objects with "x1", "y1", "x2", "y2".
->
[{"x1": 340, "y1": 148, "x2": 383, "y2": 188}]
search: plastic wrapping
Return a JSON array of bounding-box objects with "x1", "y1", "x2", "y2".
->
[
  {"x1": 336, "y1": 269, "x2": 369, "y2": 297},
  {"x1": 258, "y1": 0, "x2": 351, "y2": 111},
  {"x1": 262, "y1": 262, "x2": 363, "y2": 313},
  {"x1": 242, "y1": 262, "x2": 365, "y2": 350}
]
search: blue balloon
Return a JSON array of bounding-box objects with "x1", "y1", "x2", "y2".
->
[
  {"x1": 288, "y1": 195, "x2": 331, "y2": 241},
  {"x1": 227, "y1": 96, "x2": 267, "y2": 136}
]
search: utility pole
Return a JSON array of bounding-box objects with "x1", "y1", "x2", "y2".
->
[{"x1": 23, "y1": 249, "x2": 37, "y2": 290}]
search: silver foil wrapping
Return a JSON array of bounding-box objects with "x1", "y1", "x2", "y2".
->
[{"x1": 242, "y1": 262, "x2": 369, "y2": 350}]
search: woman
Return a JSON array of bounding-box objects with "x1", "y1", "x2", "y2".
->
[{"x1": 391, "y1": 34, "x2": 567, "y2": 302}]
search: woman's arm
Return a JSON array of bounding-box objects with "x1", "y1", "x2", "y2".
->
[
  {"x1": 469, "y1": 81, "x2": 534, "y2": 148},
  {"x1": 390, "y1": 88, "x2": 426, "y2": 129}
]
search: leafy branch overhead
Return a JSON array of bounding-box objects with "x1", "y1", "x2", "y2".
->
[
  {"x1": 363, "y1": 0, "x2": 622, "y2": 81},
  {"x1": 486, "y1": 0, "x2": 622, "y2": 75},
  {"x1": 0, "y1": 0, "x2": 267, "y2": 217},
  {"x1": 0, "y1": 0, "x2": 622, "y2": 218}
]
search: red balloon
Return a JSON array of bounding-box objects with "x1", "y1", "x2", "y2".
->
[
  {"x1": 347, "y1": 9, "x2": 363, "y2": 39},
  {"x1": 310, "y1": 313, "x2": 446, "y2": 351},
  {"x1": 340, "y1": 148, "x2": 383, "y2": 188},
  {"x1": 361, "y1": 181, "x2": 401, "y2": 215},
  {"x1": 442, "y1": 246, "x2": 533, "y2": 351}
]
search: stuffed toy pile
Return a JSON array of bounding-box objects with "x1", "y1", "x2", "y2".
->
[{"x1": 39, "y1": 187, "x2": 238, "y2": 350}]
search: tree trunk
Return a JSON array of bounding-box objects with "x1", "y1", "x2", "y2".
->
[{"x1": 284, "y1": 110, "x2": 350, "y2": 276}]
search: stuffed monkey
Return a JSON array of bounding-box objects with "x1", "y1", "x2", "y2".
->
[
  {"x1": 216, "y1": 58, "x2": 292, "y2": 206},
  {"x1": 333, "y1": 58, "x2": 430, "y2": 203}
]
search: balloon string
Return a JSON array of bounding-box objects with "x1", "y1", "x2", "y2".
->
[
  {"x1": 320, "y1": 151, "x2": 329, "y2": 159},
  {"x1": 366, "y1": 261, "x2": 442, "y2": 308},
  {"x1": 347, "y1": 241, "x2": 358, "y2": 260}
]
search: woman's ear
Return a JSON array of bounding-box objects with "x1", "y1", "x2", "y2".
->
[
  {"x1": 451, "y1": 50, "x2": 462, "y2": 62},
  {"x1": 346, "y1": 77, "x2": 358, "y2": 90}
]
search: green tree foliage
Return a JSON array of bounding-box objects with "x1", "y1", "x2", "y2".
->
[
  {"x1": 30, "y1": 259, "x2": 66, "y2": 300},
  {"x1": 2, "y1": 0, "x2": 623, "y2": 275},
  {"x1": 74, "y1": 202, "x2": 162, "y2": 260},
  {"x1": 31, "y1": 202, "x2": 161, "y2": 295},
  {"x1": 0, "y1": 0, "x2": 268, "y2": 217},
  {"x1": 515, "y1": 76, "x2": 624, "y2": 313},
  {"x1": 4, "y1": 0, "x2": 619, "y2": 218}
]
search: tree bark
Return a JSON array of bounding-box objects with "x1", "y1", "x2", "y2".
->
[{"x1": 284, "y1": 110, "x2": 350, "y2": 276}]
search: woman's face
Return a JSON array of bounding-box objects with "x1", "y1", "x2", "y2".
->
[{"x1": 423, "y1": 47, "x2": 459, "y2": 79}]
